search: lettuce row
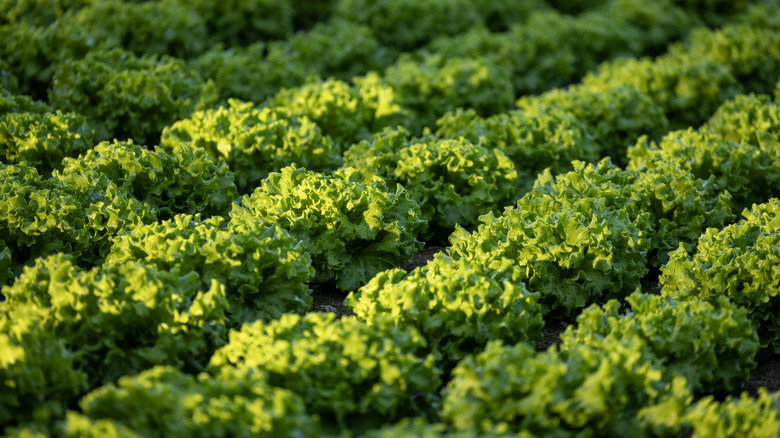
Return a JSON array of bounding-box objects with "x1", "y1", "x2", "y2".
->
[
  {"x1": 346, "y1": 253, "x2": 543, "y2": 368},
  {"x1": 49, "y1": 47, "x2": 217, "y2": 144},
  {"x1": 579, "y1": 20, "x2": 780, "y2": 130},
  {"x1": 192, "y1": 19, "x2": 389, "y2": 105},
  {"x1": 681, "y1": 23, "x2": 780, "y2": 95},
  {"x1": 0, "y1": 88, "x2": 94, "y2": 177},
  {"x1": 383, "y1": 53, "x2": 514, "y2": 134},
  {"x1": 10, "y1": 366, "x2": 316, "y2": 438},
  {"x1": 671, "y1": 389, "x2": 780, "y2": 437},
  {"x1": 703, "y1": 93, "x2": 780, "y2": 147},
  {"x1": 267, "y1": 74, "x2": 407, "y2": 148},
  {"x1": 331, "y1": 0, "x2": 482, "y2": 52},
  {"x1": 449, "y1": 193, "x2": 650, "y2": 318},
  {"x1": 208, "y1": 312, "x2": 441, "y2": 432},
  {"x1": 427, "y1": 0, "x2": 696, "y2": 97},
  {"x1": 0, "y1": 253, "x2": 230, "y2": 392},
  {"x1": 441, "y1": 340, "x2": 692, "y2": 436},
  {"x1": 57, "y1": 139, "x2": 238, "y2": 219},
  {"x1": 180, "y1": 0, "x2": 293, "y2": 46},
  {"x1": 628, "y1": 128, "x2": 778, "y2": 213},
  {"x1": 435, "y1": 106, "x2": 599, "y2": 193},
  {"x1": 342, "y1": 128, "x2": 518, "y2": 240},
  {"x1": 661, "y1": 199, "x2": 780, "y2": 351},
  {"x1": 0, "y1": 162, "x2": 156, "y2": 274},
  {"x1": 161, "y1": 100, "x2": 338, "y2": 193},
  {"x1": 44, "y1": 0, "x2": 208, "y2": 60},
  {"x1": 106, "y1": 214, "x2": 314, "y2": 325},
  {"x1": 230, "y1": 166, "x2": 425, "y2": 291},
  {"x1": 530, "y1": 158, "x2": 734, "y2": 268},
  {"x1": 581, "y1": 53, "x2": 740, "y2": 131},
  {"x1": 516, "y1": 85, "x2": 668, "y2": 167},
  {"x1": 560, "y1": 291, "x2": 759, "y2": 394},
  {"x1": 0, "y1": 306, "x2": 87, "y2": 429},
  {"x1": 0, "y1": 0, "x2": 90, "y2": 27}
]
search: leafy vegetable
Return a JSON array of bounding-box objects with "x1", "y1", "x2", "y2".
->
[
  {"x1": 561, "y1": 291, "x2": 759, "y2": 394},
  {"x1": 73, "y1": 366, "x2": 315, "y2": 438},
  {"x1": 229, "y1": 166, "x2": 425, "y2": 291},
  {"x1": 208, "y1": 312, "x2": 441, "y2": 432},
  {"x1": 531, "y1": 158, "x2": 734, "y2": 268},
  {"x1": 702, "y1": 92, "x2": 780, "y2": 149},
  {"x1": 0, "y1": 307, "x2": 87, "y2": 430},
  {"x1": 0, "y1": 162, "x2": 156, "y2": 272},
  {"x1": 106, "y1": 214, "x2": 314, "y2": 325},
  {"x1": 161, "y1": 99, "x2": 337, "y2": 193},
  {"x1": 181, "y1": 0, "x2": 293, "y2": 46},
  {"x1": 1, "y1": 253, "x2": 230, "y2": 387},
  {"x1": 435, "y1": 106, "x2": 598, "y2": 193},
  {"x1": 58, "y1": 139, "x2": 237, "y2": 219},
  {"x1": 347, "y1": 253, "x2": 542, "y2": 367},
  {"x1": 383, "y1": 54, "x2": 514, "y2": 134},
  {"x1": 449, "y1": 190, "x2": 650, "y2": 318},
  {"x1": 628, "y1": 128, "x2": 778, "y2": 212},
  {"x1": 516, "y1": 85, "x2": 668, "y2": 166},
  {"x1": 49, "y1": 47, "x2": 217, "y2": 144},
  {"x1": 332, "y1": 0, "x2": 481, "y2": 51},
  {"x1": 343, "y1": 128, "x2": 518, "y2": 240},
  {"x1": 661, "y1": 198, "x2": 780, "y2": 350},
  {"x1": 441, "y1": 340, "x2": 692, "y2": 436},
  {"x1": 267, "y1": 73, "x2": 407, "y2": 148},
  {"x1": 0, "y1": 88, "x2": 94, "y2": 177}
]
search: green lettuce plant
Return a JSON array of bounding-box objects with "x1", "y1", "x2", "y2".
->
[
  {"x1": 161, "y1": 99, "x2": 338, "y2": 193},
  {"x1": 44, "y1": 0, "x2": 208, "y2": 60},
  {"x1": 448, "y1": 190, "x2": 650, "y2": 318},
  {"x1": 332, "y1": 0, "x2": 481, "y2": 51},
  {"x1": 0, "y1": 162, "x2": 156, "y2": 272},
  {"x1": 661, "y1": 198, "x2": 780, "y2": 350},
  {"x1": 347, "y1": 253, "x2": 542, "y2": 367},
  {"x1": 181, "y1": 0, "x2": 293, "y2": 46},
  {"x1": 57, "y1": 139, "x2": 237, "y2": 219},
  {"x1": 49, "y1": 47, "x2": 217, "y2": 144},
  {"x1": 560, "y1": 291, "x2": 759, "y2": 394},
  {"x1": 69, "y1": 366, "x2": 315, "y2": 438},
  {"x1": 628, "y1": 128, "x2": 778, "y2": 212},
  {"x1": 441, "y1": 340, "x2": 692, "y2": 436},
  {"x1": 1, "y1": 253, "x2": 230, "y2": 386},
  {"x1": 435, "y1": 107, "x2": 598, "y2": 193},
  {"x1": 682, "y1": 24, "x2": 780, "y2": 95},
  {"x1": 702, "y1": 93, "x2": 780, "y2": 148},
  {"x1": 383, "y1": 54, "x2": 514, "y2": 134},
  {"x1": 531, "y1": 158, "x2": 734, "y2": 268},
  {"x1": 0, "y1": 88, "x2": 94, "y2": 177},
  {"x1": 208, "y1": 312, "x2": 441, "y2": 432},
  {"x1": 229, "y1": 166, "x2": 425, "y2": 291},
  {"x1": 516, "y1": 85, "x2": 668, "y2": 166},
  {"x1": 106, "y1": 214, "x2": 314, "y2": 325},
  {"x1": 267, "y1": 74, "x2": 407, "y2": 148},
  {"x1": 342, "y1": 128, "x2": 518, "y2": 240},
  {"x1": 0, "y1": 307, "x2": 87, "y2": 430}
]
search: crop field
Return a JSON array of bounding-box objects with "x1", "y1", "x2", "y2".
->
[{"x1": 2, "y1": 0, "x2": 780, "y2": 436}]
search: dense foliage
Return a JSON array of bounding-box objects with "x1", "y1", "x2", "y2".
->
[
  {"x1": 347, "y1": 254, "x2": 543, "y2": 367},
  {"x1": 342, "y1": 128, "x2": 518, "y2": 239},
  {"x1": 661, "y1": 199, "x2": 780, "y2": 351},
  {"x1": 229, "y1": 166, "x2": 425, "y2": 291},
  {"x1": 208, "y1": 312, "x2": 441, "y2": 432},
  {"x1": 161, "y1": 100, "x2": 338, "y2": 193},
  {"x1": 105, "y1": 214, "x2": 314, "y2": 325},
  {"x1": 2, "y1": 1, "x2": 780, "y2": 436}
]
